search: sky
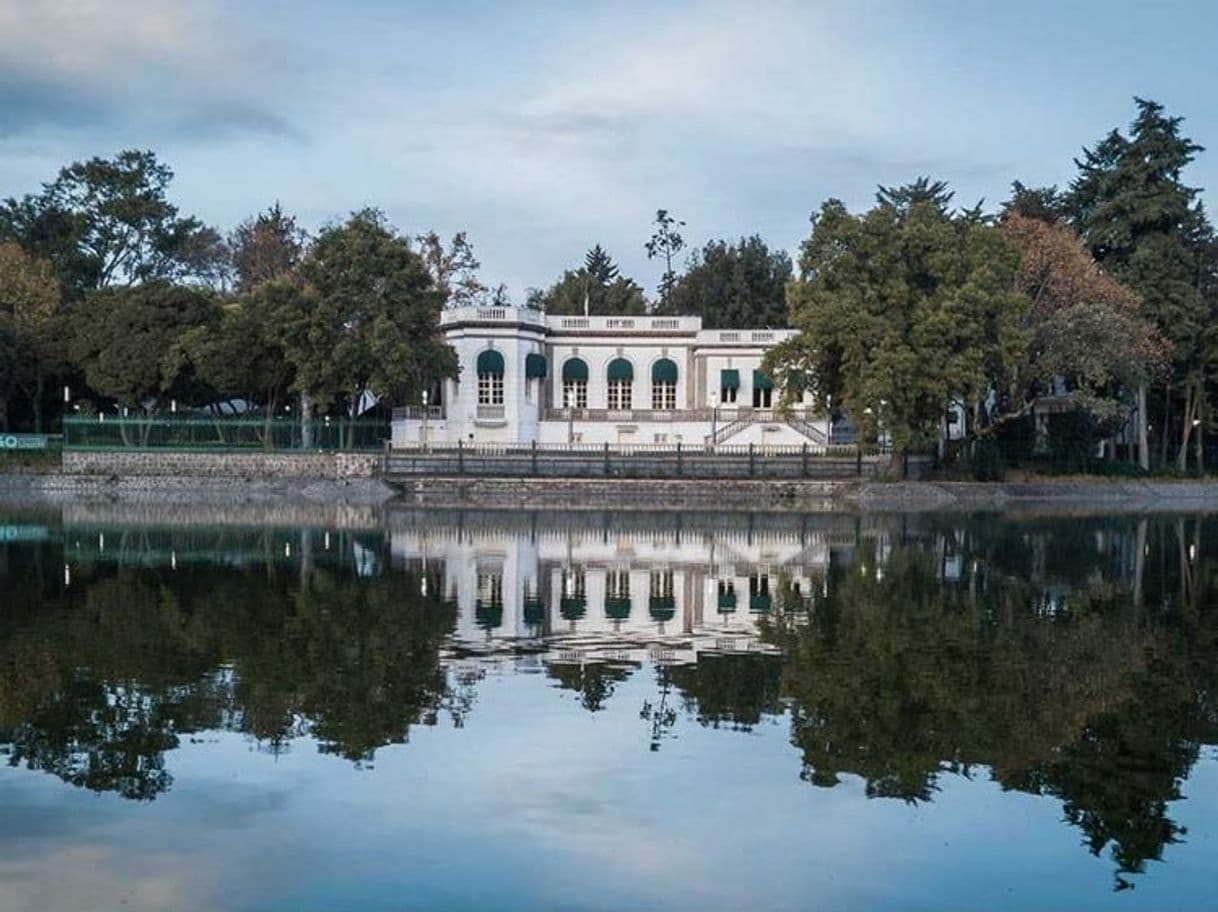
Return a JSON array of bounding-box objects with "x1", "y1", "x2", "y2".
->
[{"x1": 1, "y1": 0, "x2": 1216, "y2": 299}]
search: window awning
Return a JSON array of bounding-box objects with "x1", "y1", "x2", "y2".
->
[
  {"x1": 752, "y1": 369, "x2": 774, "y2": 391},
  {"x1": 720, "y1": 368, "x2": 740, "y2": 390},
  {"x1": 525, "y1": 352, "x2": 547, "y2": 379},
  {"x1": 560, "y1": 596, "x2": 587, "y2": 620},
  {"x1": 651, "y1": 358, "x2": 678, "y2": 383},
  {"x1": 607, "y1": 358, "x2": 634, "y2": 382},
  {"x1": 562, "y1": 358, "x2": 588, "y2": 383},
  {"x1": 649, "y1": 597, "x2": 676, "y2": 622},
  {"x1": 605, "y1": 597, "x2": 632, "y2": 620},
  {"x1": 476, "y1": 349, "x2": 505, "y2": 376}
]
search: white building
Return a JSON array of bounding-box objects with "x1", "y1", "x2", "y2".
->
[
  {"x1": 391, "y1": 305, "x2": 829, "y2": 449},
  {"x1": 390, "y1": 518, "x2": 830, "y2": 662}
]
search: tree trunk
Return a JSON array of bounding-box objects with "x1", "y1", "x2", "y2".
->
[
  {"x1": 1160, "y1": 384, "x2": 1172, "y2": 468},
  {"x1": 1176, "y1": 381, "x2": 1198, "y2": 473},
  {"x1": 33, "y1": 373, "x2": 45, "y2": 433},
  {"x1": 300, "y1": 390, "x2": 314, "y2": 449},
  {"x1": 888, "y1": 449, "x2": 905, "y2": 480},
  {"x1": 1196, "y1": 393, "x2": 1205, "y2": 475},
  {"x1": 1136, "y1": 385, "x2": 1149, "y2": 472}
]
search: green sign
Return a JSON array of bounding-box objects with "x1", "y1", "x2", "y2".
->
[
  {"x1": 0, "y1": 525, "x2": 51, "y2": 543},
  {"x1": 0, "y1": 434, "x2": 49, "y2": 450}
]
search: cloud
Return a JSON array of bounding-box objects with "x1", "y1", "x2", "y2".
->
[{"x1": 0, "y1": 0, "x2": 300, "y2": 139}]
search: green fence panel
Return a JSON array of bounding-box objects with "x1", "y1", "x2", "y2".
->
[{"x1": 63, "y1": 416, "x2": 389, "y2": 453}]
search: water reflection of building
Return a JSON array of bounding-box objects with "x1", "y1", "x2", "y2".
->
[{"x1": 390, "y1": 517, "x2": 835, "y2": 666}]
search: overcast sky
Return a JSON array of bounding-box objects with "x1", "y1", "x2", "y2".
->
[{"x1": 1, "y1": 0, "x2": 1216, "y2": 298}]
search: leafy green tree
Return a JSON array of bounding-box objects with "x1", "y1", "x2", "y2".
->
[
  {"x1": 228, "y1": 202, "x2": 306, "y2": 293},
  {"x1": 0, "y1": 150, "x2": 225, "y2": 296},
  {"x1": 528, "y1": 256, "x2": 648, "y2": 316},
  {"x1": 0, "y1": 243, "x2": 64, "y2": 431},
  {"x1": 767, "y1": 184, "x2": 1026, "y2": 475},
  {"x1": 1067, "y1": 99, "x2": 1216, "y2": 471},
  {"x1": 167, "y1": 290, "x2": 297, "y2": 425},
  {"x1": 67, "y1": 281, "x2": 220, "y2": 414},
  {"x1": 291, "y1": 210, "x2": 456, "y2": 429},
  {"x1": 667, "y1": 235, "x2": 792, "y2": 327},
  {"x1": 646, "y1": 208, "x2": 686, "y2": 309}
]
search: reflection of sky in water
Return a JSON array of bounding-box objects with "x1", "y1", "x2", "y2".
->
[{"x1": 2, "y1": 670, "x2": 1216, "y2": 912}]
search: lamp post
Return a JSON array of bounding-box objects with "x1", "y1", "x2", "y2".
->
[
  {"x1": 710, "y1": 390, "x2": 719, "y2": 451},
  {"x1": 421, "y1": 389, "x2": 430, "y2": 450}
]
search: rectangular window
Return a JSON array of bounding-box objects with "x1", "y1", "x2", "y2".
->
[
  {"x1": 652, "y1": 381, "x2": 676, "y2": 411},
  {"x1": 720, "y1": 386, "x2": 738, "y2": 404},
  {"x1": 477, "y1": 572, "x2": 504, "y2": 605},
  {"x1": 607, "y1": 569, "x2": 630, "y2": 599},
  {"x1": 563, "y1": 568, "x2": 586, "y2": 599},
  {"x1": 607, "y1": 380, "x2": 632, "y2": 410},
  {"x1": 563, "y1": 380, "x2": 587, "y2": 409},
  {"x1": 649, "y1": 570, "x2": 673, "y2": 599},
  {"x1": 752, "y1": 386, "x2": 772, "y2": 408},
  {"x1": 478, "y1": 374, "x2": 504, "y2": 405}
]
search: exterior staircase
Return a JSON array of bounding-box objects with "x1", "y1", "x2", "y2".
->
[{"x1": 705, "y1": 411, "x2": 828, "y2": 447}]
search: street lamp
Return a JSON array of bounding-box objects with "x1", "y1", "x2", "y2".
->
[
  {"x1": 421, "y1": 389, "x2": 430, "y2": 449},
  {"x1": 710, "y1": 390, "x2": 720, "y2": 451}
]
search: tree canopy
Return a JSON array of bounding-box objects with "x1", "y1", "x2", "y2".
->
[
  {"x1": 666, "y1": 235, "x2": 792, "y2": 327},
  {"x1": 767, "y1": 186, "x2": 1026, "y2": 468}
]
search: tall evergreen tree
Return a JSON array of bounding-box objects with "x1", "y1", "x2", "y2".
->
[{"x1": 1068, "y1": 99, "x2": 1216, "y2": 470}]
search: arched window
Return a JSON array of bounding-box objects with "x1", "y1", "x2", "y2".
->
[
  {"x1": 561, "y1": 357, "x2": 588, "y2": 409},
  {"x1": 476, "y1": 349, "x2": 505, "y2": 406},
  {"x1": 651, "y1": 358, "x2": 678, "y2": 411},
  {"x1": 606, "y1": 358, "x2": 633, "y2": 410}
]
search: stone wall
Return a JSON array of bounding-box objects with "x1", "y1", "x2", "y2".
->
[
  {"x1": 392, "y1": 476, "x2": 852, "y2": 511},
  {"x1": 62, "y1": 450, "x2": 379, "y2": 479}
]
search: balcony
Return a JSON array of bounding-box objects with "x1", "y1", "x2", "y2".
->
[
  {"x1": 392, "y1": 406, "x2": 445, "y2": 421},
  {"x1": 475, "y1": 404, "x2": 507, "y2": 425}
]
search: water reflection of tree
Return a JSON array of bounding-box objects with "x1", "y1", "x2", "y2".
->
[
  {"x1": 0, "y1": 549, "x2": 459, "y2": 796},
  {"x1": 667, "y1": 653, "x2": 783, "y2": 732},
  {"x1": 546, "y1": 661, "x2": 634, "y2": 713},
  {"x1": 763, "y1": 517, "x2": 1218, "y2": 886}
]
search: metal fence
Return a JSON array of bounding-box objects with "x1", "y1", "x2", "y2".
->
[
  {"x1": 385, "y1": 441, "x2": 882, "y2": 480},
  {"x1": 63, "y1": 416, "x2": 389, "y2": 452}
]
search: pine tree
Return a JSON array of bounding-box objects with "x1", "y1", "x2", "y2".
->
[{"x1": 1068, "y1": 98, "x2": 1216, "y2": 471}]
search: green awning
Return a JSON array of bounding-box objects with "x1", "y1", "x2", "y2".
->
[
  {"x1": 562, "y1": 358, "x2": 588, "y2": 383},
  {"x1": 651, "y1": 358, "x2": 678, "y2": 383},
  {"x1": 476, "y1": 349, "x2": 505, "y2": 376},
  {"x1": 560, "y1": 596, "x2": 587, "y2": 620},
  {"x1": 525, "y1": 352, "x2": 547, "y2": 379},
  {"x1": 475, "y1": 600, "x2": 504, "y2": 629},
  {"x1": 752, "y1": 369, "x2": 774, "y2": 391},
  {"x1": 720, "y1": 369, "x2": 740, "y2": 390},
  {"x1": 607, "y1": 358, "x2": 634, "y2": 382},
  {"x1": 605, "y1": 597, "x2": 632, "y2": 620},
  {"x1": 649, "y1": 597, "x2": 676, "y2": 622},
  {"x1": 523, "y1": 596, "x2": 546, "y2": 624}
]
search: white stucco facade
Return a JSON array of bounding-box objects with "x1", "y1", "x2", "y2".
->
[{"x1": 392, "y1": 306, "x2": 829, "y2": 449}]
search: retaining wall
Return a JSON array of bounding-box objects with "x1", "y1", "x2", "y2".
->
[
  {"x1": 62, "y1": 450, "x2": 379, "y2": 479},
  {"x1": 391, "y1": 476, "x2": 853, "y2": 510}
]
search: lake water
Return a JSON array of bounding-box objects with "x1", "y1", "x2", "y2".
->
[{"x1": 1, "y1": 503, "x2": 1216, "y2": 912}]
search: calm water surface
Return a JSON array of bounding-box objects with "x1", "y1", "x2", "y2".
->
[{"x1": 1, "y1": 504, "x2": 1216, "y2": 912}]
